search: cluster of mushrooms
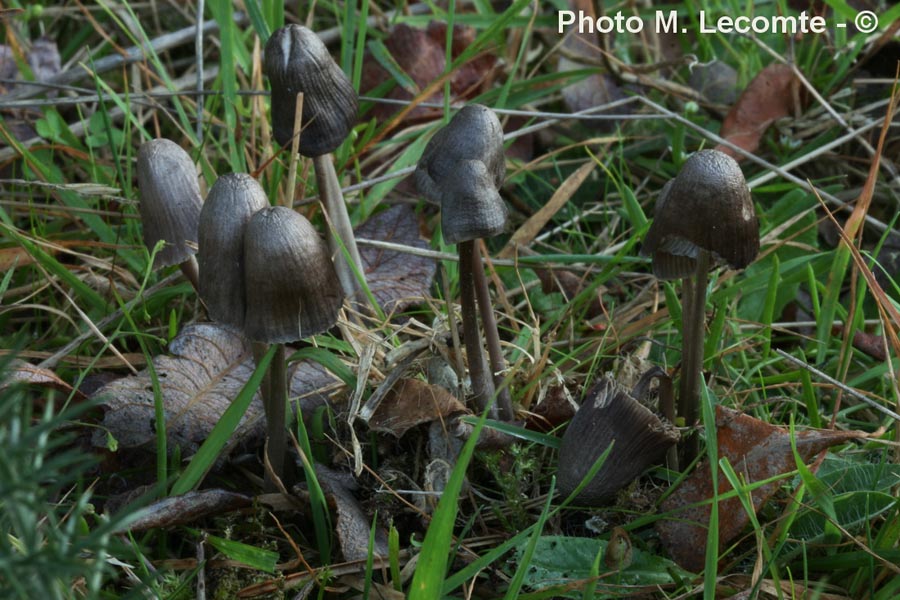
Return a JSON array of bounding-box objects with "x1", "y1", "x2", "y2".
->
[
  {"x1": 137, "y1": 23, "x2": 760, "y2": 504},
  {"x1": 136, "y1": 23, "x2": 518, "y2": 489},
  {"x1": 137, "y1": 24, "x2": 361, "y2": 488}
]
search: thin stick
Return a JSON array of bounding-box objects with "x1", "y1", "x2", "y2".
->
[
  {"x1": 35, "y1": 272, "x2": 181, "y2": 370},
  {"x1": 4, "y1": 16, "x2": 243, "y2": 101},
  {"x1": 471, "y1": 244, "x2": 512, "y2": 420},
  {"x1": 775, "y1": 349, "x2": 900, "y2": 422},
  {"x1": 285, "y1": 92, "x2": 304, "y2": 208},
  {"x1": 195, "y1": 0, "x2": 205, "y2": 142},
  {"x1": 459, "y1": 241, "x2": 495, "y2": 416}
]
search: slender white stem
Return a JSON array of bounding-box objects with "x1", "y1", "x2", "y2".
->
[{"x1": 314, "y1": 154, "x2": 366, "y2": 300}]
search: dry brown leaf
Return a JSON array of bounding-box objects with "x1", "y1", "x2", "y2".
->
[
  {"x1": 369, "y1": 378, "x2": 466, "y2": 438},
  {"x1": 716, "y1": 63, "x2": 804, "y2": 161},
  {"x1": 656, "y1": 406, "x2": 868, "y2": 571},
  {"x1": 1, "y1": 358, "x2": 85, "y2": 400},
  {"x1": 356, "y1": 205, "x2": 436, "y2": 313},
  {"x1": 316, "y1": 465, "x2": 390, "y2": 562},
  {"x1": 688, "y1": 60, "x2": 739, "y2": 105},
  {"x1": 91, "y1": 323, "x2": 337, "y2": 455},
  {"x1": 0, "y1": 38, "x2": 61, "y2": 144},
  {"x1": 556, "y1": 0, "x2": 628, "y2": 129},
  {"x1": 359, "y1": 23, "x2": 497, "y2": 122},
  {"x1": 527, "y1": 383, "x2": 577, "y2": 432}
]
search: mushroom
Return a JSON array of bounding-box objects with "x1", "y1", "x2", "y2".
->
[
  {"x1": 136, "y1": 138, "x2": 203, "y2": 290},
  {"x1": 197, "y1": 173, "x2": 268, "y2": 329},
  {"x1": 640, "y1": 149, "x2": 759, "y2": 460},
  {"x1": 415, "y1": 105, "x2": 513, "y2": 419},
  {"x1": 243, "y1": 206, "x2": 344, "y2": 343},
  {"x1": 557, "y1": 369, "x2": 679, "y2": 506},
  {"x1": 263, "y1": 24, "x2": 364, "y2": 300},
  {"x1": 242, "y1": 206, "x2": 344, "y2": 486}
]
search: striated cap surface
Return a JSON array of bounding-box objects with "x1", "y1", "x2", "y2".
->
[
  {"x1": 264, "y1": 24, "x2": 358, "y2": 156},
  {"x1": 642, "y1": 149, "x2": 759, "y2": 280},
  {"x1": 415, "y1": 104, "x2": 507, "y2": 243},
  {"x1": 243, "y1": 206, "x2": 344, "y2": 343},
  {"x1": 137, "y1": 138, "x2": 202, "y2": 268},
  {"x1": 557, "y1": 377, "x2": 679, "y2": 506},
  {"x1": 197, "y1": 173, "x2": 269, "y2": 329}
]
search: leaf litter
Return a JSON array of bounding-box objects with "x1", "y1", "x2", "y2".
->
[
  {"x1": 716, "y1": 63, "x2": 805, "y2": 160},
  {"x1": 656, "y1": 405, "x2": 870, "y2": 572},
  {"x1": 91, "y1": 323, "x2": 337, "y2": 456}
]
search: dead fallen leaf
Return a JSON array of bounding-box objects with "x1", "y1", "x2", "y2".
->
[
  {"x1": 0, "y1": 38, "x2": 61, "y2": 145},
  {"x1": 527, "y1": 383, "x2": 577, "y2": 432},
  {"x1": 360, "y1": 23, "x2": 497, "y2": 122},
  {"x1": 122, "y1": 489, "x2": 252, "y2": 532},
  {"x1": 830, "y1": 325, "x2": 888, "y2": 362},
  {"x1": 0, "y1": 38, "x2": 61, "y2": 94},
  {"x1": 368, "y1": 378, "x2": 466, "y2": 438},
  {"x1": 91, "y1": 323, "x2": 337, "y2": 455},
  {"x1": 355, "y1": 204, "x2": 436, "y2": 313},
  {"x1": 316, "y1": 465, "x2": 390, "y2": 562},
  {"x1": 656, "y1": 406, "x2": 868, "y2": 571},
  {"x1": 1, "y1": 358, "x2": 86, "y2": 400},
  {"x1": 716, "y1": 63, "x2": 804, "y2": 161},
  {"x1": 688, "y1": 60, "x2": 739, "y2": 105},
  {"x1": 556, "y1": 0, "x2": 629, "y2": 130}
]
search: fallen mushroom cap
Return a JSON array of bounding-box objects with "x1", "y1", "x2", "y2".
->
[
  {"x1": 641, "y1": 149, "x2": 759, "y2": 280},
  {"x1": 557, "y1": 377, "x2": 679, "y2": 506},
  {"x1": 243, "y1": 206, "x2": 344, "y2": 343},
  {"x1": 197, "y1": 173, "x2": 269, "y2": 329},
  {"x1": 137, "y1": 138, "x2": 202, "y2": 268},
  {"x1": 263, "y1": 24, "x2": 358, "y2": 156},
  {"x1": 415, "y1": 104, "x2": 506, "y2": 205}
]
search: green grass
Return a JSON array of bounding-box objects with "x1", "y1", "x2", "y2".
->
[{"x1": 1, "y1": 0, "x2": 899, "y2": 598}]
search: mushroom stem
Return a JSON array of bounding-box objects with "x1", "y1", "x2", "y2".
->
[
  {"x1": 313, "y1": 154, "x2": 365, "y2": 300},
  {"x1": 459, "y1": 240, "x2": 497, "y2": 416},
  {"x1": 179, "y1": 255, "x2": 200, "y2": 292},
  {"x1": 657, "y1": 370, "x2": 679, "y2": 471},
  {"x1": 470, "y1": 242, "x2": 512, "y2": 420},
  {"x1": 679, "y1": 249, "x2": 710, "y2": 462},
  {"x1": 263, "y1": 343, "x2": 288, "y2": 491}
]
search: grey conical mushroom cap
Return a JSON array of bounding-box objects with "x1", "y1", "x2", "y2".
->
[
  {"x1": 137, "y1": 138, "x2": 202, "y2": 268},
  {"x1": 415, "y1": 104, "x2": 506, "y2": 203},
  {"x1": 641, "y1": 149, "x2": 759, "y2": 280},
  {"x1": 557, "y1": 378, "x2": 679, "y2": 506},
  {"x1": 198, "y1": 173, "x2": 269, "y2": 329},
  {"x1": 243, "y1": 206, "x2": 344, "y2": 343},
  {"x1": 415, "y1": 104, "x2": 507, "y2": 243},
  {"x1": 264, "y1": 24, "x2": 358, "y2": 156},
  {"x1": 439, "y1": 160, "x2": 508, "y2": 244}
]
